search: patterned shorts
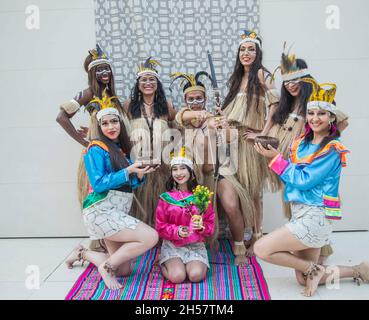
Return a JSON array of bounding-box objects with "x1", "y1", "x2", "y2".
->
[
  {"x1": 82, "y1": 190, "x2": 140, "y2": 240},
  {"x1": 159, "y1": 240, "x2": 210, "y2": 268},
  {"x1": 286, "y1": 203, "x2": 333, "y2": 248}
]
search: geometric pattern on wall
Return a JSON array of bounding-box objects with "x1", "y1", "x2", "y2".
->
[{"x1": 94, "y1": 0, "x2": 259, "y2": 110}]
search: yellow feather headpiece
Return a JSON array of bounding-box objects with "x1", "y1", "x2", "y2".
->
[
  {"x1": 170, "y1": 146, "x2": 193, "y2": 169},
  {"x1": 169, "y1": 71, "x2": 211, "y2": 96},
  {"x1": 85, "y1": 89, "x2": 120, "y2": 120}
]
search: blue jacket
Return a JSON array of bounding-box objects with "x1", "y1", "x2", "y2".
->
[
  {"x1": 84, "y1": 142, "x2": 144, "y2": 194},
  {"x1": 269, "y1": 136, "x2": 349, "y2": 220}
]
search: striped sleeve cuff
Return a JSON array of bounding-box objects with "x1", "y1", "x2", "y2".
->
[{"x1": 268, "y1": 154, "x2": 289, "y2": 175}]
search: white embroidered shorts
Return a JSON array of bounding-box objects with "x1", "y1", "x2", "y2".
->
[
  {"x1": 159, "y1": 240, "x2": 210, "y2": 268},
  {"x1": 82, "y1": 190, "x2": 139, "y2": 240},
  {"x1": 286, "y1": 202, "x2": 333, "y2": 248}
]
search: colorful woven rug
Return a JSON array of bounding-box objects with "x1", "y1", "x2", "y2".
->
[{"x1": 65, "y1": 240, "x2": 270, "y2": 300}]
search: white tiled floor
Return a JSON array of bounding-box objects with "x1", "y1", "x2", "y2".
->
[{"x1": 0, "y1": 232, "x2": 368, "y2": 300}]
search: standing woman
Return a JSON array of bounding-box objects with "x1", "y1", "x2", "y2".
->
[
  {"x1": 124, "y1": 58, "x2": 177, "y2": 227},
  {"x1": 254, "y1": 80, "x2": 368, "y2": 297},
  {"x1": 66, "y1": 94, "x2": 158, "y2": 290},
  {"x1": 56, "y1": 44, "x2": 130, "y2": 148},
  {"x1": 221, "y1": 30, "x2": 280, "y2": 251},
  {"x1": 263, "y1": 47, "x2": 349, "y2": 262}
]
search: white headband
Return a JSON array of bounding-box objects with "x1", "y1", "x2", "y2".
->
[
  {"x1": 96, "y1": 108, "x2": 121, "y2": 122},
  {"x1": 88, "y1": 59, "x2": 112, "y2": 71},
  {"x1": 239, "y1": 38, "x2": 261, "y2": 48},
  {"x1": 282, "y1": 69, "x2": 310, "y2": 81},
  {"x1": 307, "y1": 101, "x2": 337, "y2": 115},
  {"x1": 170, "y1": 157, "x2": 193, "y2": 170},
  {"x1": 136, "y1": 70, "x2": 160, "y2": 79}
]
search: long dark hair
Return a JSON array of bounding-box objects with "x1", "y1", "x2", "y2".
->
[
  {"x1": 272, "y1": 59, "x2": 313, "y2": 125},
  {"x1": 165, "y1": 165, "x2": 198, "y2": 192},
  {"x1": 128, "y1": 78, "x2": 169, "y2": 119},
  {"x1": 222, "y1": 39, "x2": 271, "y2": 114},
  {"x1": 95, "y1": 117, "x2": 132, "y2": 171},
  {"x1": 304, "y1": 115, "x2": 341, "y2": 151},
  {"x1": 83, "y1": 55, "x2": 126, "y2": 116}
]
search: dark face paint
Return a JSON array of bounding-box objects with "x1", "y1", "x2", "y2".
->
[{"x1": 96, "y1": 64, "x2": 112, "y2": 84}]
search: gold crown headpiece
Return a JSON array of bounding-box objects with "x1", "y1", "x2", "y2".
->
[{"x1": 301, "y1": 78, "x2": 337, "y2": 115}]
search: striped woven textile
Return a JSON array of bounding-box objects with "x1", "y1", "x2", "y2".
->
[{"x1": 65, "y1": 240, "x2": 270, "y2": 300}]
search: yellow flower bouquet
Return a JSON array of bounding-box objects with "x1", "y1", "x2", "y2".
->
[{"x1": 189, "y1": 185, "x2": 214, "y2": 231}]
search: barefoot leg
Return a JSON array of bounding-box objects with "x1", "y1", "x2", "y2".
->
[
  {"x1": 65, "y1": 245, "x2": 109, "y2": 269},
  {"x1": 104, "y1": 239, "x2": 132, "y2": 277},
  {"x1": 97, "y1": 222, "x2": 158, "y2": 289},
  {"x1": 217, "y1": 179, "x2": 246, "y2": 264}
]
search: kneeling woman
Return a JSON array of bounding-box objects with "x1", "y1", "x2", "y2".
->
[
  {"x1": 66, "y1": 95, "x2": 158, "y2": 290},
  {"x1": 254, "y1": 79, "x2": 369, "y2": 297},
  {"x1": 156, "y1": 148, "x2": 215, "y2": 283}
]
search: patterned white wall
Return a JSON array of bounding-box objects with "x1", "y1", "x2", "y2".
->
[{"x1": 94, "y1": 0, "x2": 260, "y2": 107}]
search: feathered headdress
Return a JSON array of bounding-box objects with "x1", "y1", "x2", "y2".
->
[
  {"x1": 301, "y1": 78, "x2": 337, "y2": 114},
  {"x1": 272, "y1": 42, "x2": 310, "y2": 81},
  {"x1": 169, "y1": 71, "x2": 212, "y2": 96},
  {"x1": 87, "y1": 43, "x2": 112, "y2": 71},
  {"x1": 137, "y1": 57, "x2": 161, "y2": 79},
  {"x1": 170, "y1": 146, "x2": 193, "y2": 169},
  {"x1": 85, "y1": 88, "x2": 120, "y2": 121},
  {"x1": 239, "y1": 29, "x2": 261, "y2": 47}
]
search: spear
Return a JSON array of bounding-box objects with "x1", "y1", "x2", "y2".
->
[{"x1": 207, "y1": 50, "x2": 221, "y2": 113}]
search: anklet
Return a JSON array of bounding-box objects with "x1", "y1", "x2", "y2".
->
[
  {"x1": 77, "y1": 247, "x2": 88, "y2": 266},
  {"x1": 303, "y1": 262, "x2": 321, "y2": 280},
  {"x1": 103, "y1": 262, "x2": 117, "y2": 276}
]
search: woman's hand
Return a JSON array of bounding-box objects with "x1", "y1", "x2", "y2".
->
[
  {"x1": 127, "y1": 162, "x2": 158, "y2": 176},
  {"x1": 195, "y1": 111, "x2": 208, "y2": 124},
  {"x1": 208, "y1": 115, "x2": 228, "y2": 129},
  {"x1": 214, "y1": 106, "x2": 224, "y2": 116},
  {"x1": 191, "y1": 220, "x2": 205, "y2": 231},
  {"x1": 242, "y1": 129, "x2": 259, "y2": 141},
  {"x1": 136, "y1": 165, "x2": 158, "y2": 180},
  {"x1": 178, "y1": 226, "x2": 190, "y2": 238},
  {"x1": 254, "y1": 142, "x2": 279, "y2": 159},
  {"x1": 77, "y1": 126, "x2": 89, "y2": 139}
]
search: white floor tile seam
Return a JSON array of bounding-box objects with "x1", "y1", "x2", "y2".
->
[{"x1": 42, "y1": 244, "x2": 82, "y2": 283}]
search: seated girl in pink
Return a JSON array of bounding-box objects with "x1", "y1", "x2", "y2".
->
[{"x1": 155, "y1": 151, "x2": 215, "y2": 283}]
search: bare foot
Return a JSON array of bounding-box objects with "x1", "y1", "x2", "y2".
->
[
  {"x1": 65, "y1": 245, "x2": 85, "y2": 269},
  {"x1": 232, "y1": 243, "x2": 247, "y2": 266},
  {"x1": 302, "y1": 265, "x2": 325, "y2": 297},
  {"x1": 98, "y1": 263, "x2": 123, "y2": 290}
]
